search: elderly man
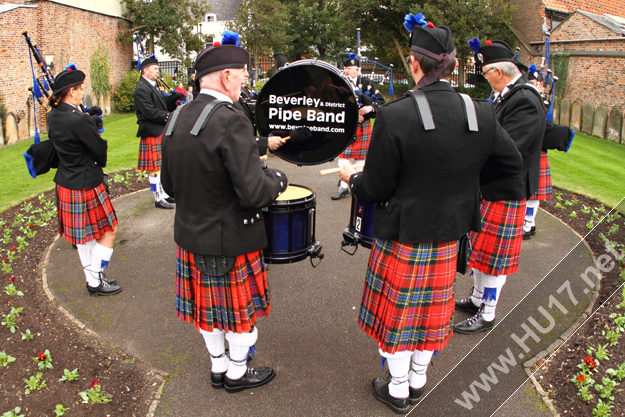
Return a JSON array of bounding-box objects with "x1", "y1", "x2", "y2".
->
[
  {"x1": 339, "y1": 15, "x2": 522, "y2": 413},
  {"x1": 454, "y1": 40, "x2": 546, "y2": 334},
  {"x1": 134, "y1": 56, "x2": 174, "y2": 209},
  {"x1": 161, "y1": 33, "x2": 288, "y2": 393}
]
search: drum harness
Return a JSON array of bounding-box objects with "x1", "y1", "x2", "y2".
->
[{"x1": 165, "y1": 98, "x2": 240, "y2": 277}]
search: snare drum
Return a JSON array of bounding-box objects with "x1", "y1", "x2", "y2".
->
[
  {"x1": 264, "y1": 184, "x2": 323, "y2": 264},
  {"x1": 342, "y1": 195, "x2": 376, "y2": 251},
  {"x1": 255, "y1": 59, "x2": 359, "y2": 166}
]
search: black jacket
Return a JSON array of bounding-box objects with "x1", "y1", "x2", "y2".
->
[
  {"x1": 354, "y1": 75, "x2": 385, "y2": 120},
  {"x1": 480, "y1": 74, "x2": 546, "y2": 201},
  {"x1": 161, "y1": 93, "x2": 288, "y2": 256},
  {"x1": 349, "y1": 81, "x2": 523, "y2": 243},
  {"x1": 233, "y1": 97, "x2": 269, "y2": 155},
  {"x1": 134, "y1": 77, "x2": 170, "y2": 137},
  {"x1": 48, "y1": 103, "x2": 107, "y2": 191}
]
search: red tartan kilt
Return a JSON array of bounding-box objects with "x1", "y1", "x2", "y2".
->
[
  {"x1": 358, "y1": 239, "x2": 457, "y2": 354},
  {"x1": 175, "y1": 246, "x2": 271, "y2": 334},
  {"x1": 56, "y1": 183, "x2": 117, "y2": 245},
  {"x1": 340, "y1": 119, "x2": 371, "y2": 159},
  {"x1": 531, "y1": 151, "x2": 552, "y2": 201},
  {"x1": 469, "y1": 199, "x2": 525, "y2": 276},
  {"x1": 137, "y1": 135, "x2": 162, "y2": 171}
]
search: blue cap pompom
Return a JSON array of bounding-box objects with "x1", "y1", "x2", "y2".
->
[
  {"x1": 349, "y1": 52, "x2": 356, "y2": 60},
  {"x1": 64, "y1": 63, "x2": 78, "y2": 72},
  {"x1": 468, "y1": 38, "x2": 481, "y2": 54},
  {"x1": 221, "y1": 30, "x2": 241, "y2": 46},
  {"x1": 528, "y1": 64, "x2": 537, "y2": 73},
  {"x1": 404, "y1": 13, "x2": 427, "y2": 33}
]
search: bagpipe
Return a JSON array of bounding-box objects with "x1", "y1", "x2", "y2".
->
[
  {"x1": 134, "y1": 32, "x2": 186, "y2": 112},
  {"x1": 352, "y1": 28, "x2": 395, "y2": 96}
]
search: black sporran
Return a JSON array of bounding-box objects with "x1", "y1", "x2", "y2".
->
[{"x1": 456, "y1": 234, "x2": 471, "y2": 275}]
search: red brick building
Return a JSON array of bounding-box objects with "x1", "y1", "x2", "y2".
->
[{"x1": 0, "y1": 1, "x2": 132, "y2": 144}]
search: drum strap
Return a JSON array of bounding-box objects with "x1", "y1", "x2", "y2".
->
[
  {"x1": 459, "y1": 93, "x2": 479, "y2": 132},
  {"x1": 406, "y1": 90, "x2": 435, "y2": 130},
  {"x1": 190, "y1": 99, "x2": 226, "y2": 136},
  {"x1": 164, "y1": 102, "x2": 186, "y2": 137}
]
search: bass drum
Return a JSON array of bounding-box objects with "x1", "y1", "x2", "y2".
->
[{"x1": 255, "y1": 59, "x2": 359, "y2": 165}]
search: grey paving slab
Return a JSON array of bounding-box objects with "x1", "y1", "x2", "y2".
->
[{"x1": 45, "y1": 157, "x2": 594, "y2": 417}]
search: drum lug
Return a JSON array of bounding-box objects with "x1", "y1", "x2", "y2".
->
[
  {"x1": 341, "y1": 228, "x2": 359, "y2": 256},
  {"x1": 308, "y1": 241, "x2": 324, "y2": 268}
]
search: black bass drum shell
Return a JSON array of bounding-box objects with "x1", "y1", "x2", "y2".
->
[{"x1": 255, "y1": 59, "x2": 359, "y2": 165}]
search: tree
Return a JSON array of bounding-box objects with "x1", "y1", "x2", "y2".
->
[
  {"x1": 280, "y1": 0, "x2": 356, "y2": 61},
  {"x1": 122, "y1": 0, "x2": 210, "y2": 62},
  {"x1": 227, "y1": 0, "x2": 291, "y2": 81}
]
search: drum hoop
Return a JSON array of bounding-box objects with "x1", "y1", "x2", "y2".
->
[{"x1": 271, "y1": 184, "x2": 316, "y2": 207}]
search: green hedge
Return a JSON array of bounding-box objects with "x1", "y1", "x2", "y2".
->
[{"x1": 113, "y1": 70, "x2": 140, "y2": 113}]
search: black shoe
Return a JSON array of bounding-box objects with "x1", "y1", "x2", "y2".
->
[
  {"x1": 454, "y1": 305, "x2": 495, "y2": 334},
  {"x1": 523, "y1": 230, "x2": 532, "y2": 240},
  {"x1": 409, "y1": 383, "x2": 427, "y2": 405},
  {"x1": 455, "y1": 296, "x2": 480, "y2": 315},
  {"x1": 224, "y1": 367, "x2": 275, "y2": 393},
  {"x1": 331, "y1": 187, "x2": 349, "y2": 200},
  {"x1": 98, "y1": 272, "x2": 116, "y2": 285},
  {"x1": 531, "y1": 226, "x2": 536, "y2": 235},
  {"x1": 211, "y1": 372, "x2": 226, "y2": 389},
  {"x1": 165, "y1": 196, "x2": 175, "y2": 204},
  {"x1": 371, "y1": 377, "x2": 409, "y2": 414},
  {"x1": 87, "y1": 280, "x2": 122, "y2": 297},
  {"x1": 155, "y1": 199, "x2": 174, "y2": 209}
]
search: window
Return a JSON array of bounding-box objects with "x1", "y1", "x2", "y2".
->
[{"x1": 206, "y1": 14, "x2": 216, "y2": 22}]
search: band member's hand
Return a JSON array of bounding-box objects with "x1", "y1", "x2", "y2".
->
[
  {"x1": 359, "y1": 105, "x2": 373, "y2": 116},
  {"x1": 269, "y1": 136, "x2": 286, "y2": 150},
  {"x1": 339, "y1": 163, "x2": 356, "y2": 184},
  {"x1": 358, "y1": 113, "x2": 364, "y2": 123}
]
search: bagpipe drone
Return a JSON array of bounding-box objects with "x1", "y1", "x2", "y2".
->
[
  {"x1": 134, "y1": 32, "x2": 186, "y2": 112},
  {"x1": 351, "y1": 28, "x2": 395, "y2": 97}
]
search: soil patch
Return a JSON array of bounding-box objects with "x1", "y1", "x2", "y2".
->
[{"x1": 0, "y1": 170, "x2": 159, "y2": 416}]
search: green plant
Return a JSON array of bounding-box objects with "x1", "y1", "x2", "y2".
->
[
  {"x1": 551, "y1": 52, "x2": 569, "y2": 100},
  {"x1": 603, "y1": 328, "x2": 620, "y2": 346},
  {"x1": 569, "y1": 211, "x2": 577, "y2": 218},
  {"x1": 59, "y1": 368, "x2": 79, "y2": 382},
  {"x1": 1, "y1": 407, "x2": 24, "y2": 417},
  {"x1": 594, "y1": 376, "x2": 620, "y2": 400},
  {"x1": 53, "y1": 404, "x2": 69, "y2": 416},
  {"x1": 578, "y1": 384, "x2": 595, "y2": 401},
  {"x1": 1, "y1": 309, "x2": 19, "y2": 333},
  {"x1": 592, "y1": 399, "x2": 613, "y2": 417},
  {"x1": 15, "y1": 236, "x2": 28, "y2": 252},
  {"x1": 12, "y1": 213, "x2": 24, "y2": 227},
  {"x1": 606, "y1": 363, "x2": 625, "y2": 381},
  {"x1": 4, "y1": 283, "x2": 23, "y2": 296},
  {"x1": 0, "y1": 350, "x2": 16, "y2": 367},
  {"x1": 90, "y1": 44, "x2": 112, "y2": 99},
  {"x1": 32, "y1": 349, "x2": 53, "y2": 370},
  {"x1": 79, "y1": 379, "x2": 112, "y2": 404},
  {"x1": 24, "y1": 372, "x2": 46, "y2": 394},
  {"x1": 556, "y1": 202, "x2": 564, "y2": 209},
  {"x1": 113, "y1": 69, "x2": 141, "y2": 113},
  {"x1": 587, "y1": 220, "x2": 595, "y2": 229},
  {"x1": 21, "y1": 329, "x2": 34, "y2": 341},
  {"x1": 609, "y1": 312, "x2": 625, "y2": 332},
  {"x1": 565, "y1": 200, "x2": 574, "y2": 206},
  {"x1": 581, "y1": 205, "x2": 591, "y2": 214}
]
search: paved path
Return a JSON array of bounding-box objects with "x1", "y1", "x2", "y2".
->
[{"x1": 45, "y1": 157, "x2": 595, "y2": 416}]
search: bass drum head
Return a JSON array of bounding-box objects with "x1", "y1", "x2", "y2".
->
[{"x1": 256, "y1": 60, "x2": 359, "y2": 165}]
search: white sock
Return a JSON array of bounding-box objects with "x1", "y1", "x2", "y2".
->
[
  {"x1": 77, "y1": 240, "x2": 97, "y2": 285},
  {"x1": 225, "y1": 327, "x2": 258, "y2": 380},
  {"x1": 149, "y1": 175, "x2": 161, "y2": 202},
  {"x1": 379, "y1": 348, "x2": 411, "y2": 399},
  {"x1": 87, "y1": 243, "x2": 113, "y2": 287},
  {"x1": 526, "y1": 200, "x2": 540, "y2": 228},
  {"x1": 409, "y1": 350, "x2": 433, "y2": 389},
  {"x1": 481, "y1": 274, "x2": 506, "y2": 321},
  {"x1": 471, "y1": 269, "x2": 484, "y2": 307},
  {"x1": 200, "y1": 328, "x2": 228, "y2": 373},
  {"x1": 338, "y1": 158, "x2": 349, "y2": 189},
  {"x1": 156, "y1": 171, "x2": 170, "y2": 200}
]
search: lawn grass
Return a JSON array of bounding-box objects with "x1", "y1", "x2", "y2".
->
[
  {"x1": 548, "y1": 132, "x2": 625, "y2": 209},
  {"x1": 0, "y1": 113, "x2": 140, "y2": 213}
]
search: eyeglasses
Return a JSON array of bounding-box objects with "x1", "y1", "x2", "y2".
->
[
  {"x1": 405, "y1": 55, "x2": 413, "y2": 65},
  {"x1": 483, "y1": 67, "x2": 497, "y2": 76}
]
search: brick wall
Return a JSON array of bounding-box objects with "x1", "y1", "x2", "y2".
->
[
  {"x1": 511, "y1": 0, "x2": 546, "y2": 43},
  {"x1": 551, "y1": 13, "x2": 621, "y2": 40},
  {"x1": 0, "y1": 1, "x2": 132, "y2": 141}
]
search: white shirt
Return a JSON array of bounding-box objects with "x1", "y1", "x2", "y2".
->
[
  {"x1": 200, "y1": 88, "x2": 232, "y2": 104},
  {"x1": 142, "y1": 76, "x2": 157, "y2": 88}
]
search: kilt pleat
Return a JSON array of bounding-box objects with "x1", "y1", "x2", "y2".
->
[
  {"x1": 137, "y1": 135, "x2": 162, "y2": 171},
  {"x1": 358, "y1": 239, "x2": 457, "y2": 354},
  {"x1": 56, "y1": 183, "x2": 117, "y2": 245},
  {"x1": 531, "y1": 151, "x2": 552, "y2": 200},
  {"x1": 175, "y1": 246, "x2": 270, "y2": 334},
  {"x1": 469, "y1": 199, "x2": 525, "y2": 276},
  {"x1": 340, "y1": 120, "x2": 371, "y2": 159}
]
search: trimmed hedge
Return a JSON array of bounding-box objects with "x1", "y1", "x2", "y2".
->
[{"x1": 113, "y1": 70, "x2": 141, "y2": 113}]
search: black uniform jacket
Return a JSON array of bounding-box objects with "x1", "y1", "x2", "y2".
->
[
  {"x1": 481, "y1": 74, "x2": 546, "y2": 201},
  {"x1": 355, "y1": 75, "x2": 385, "y2": 120},
  {"x1": 161, "y1": 93, "x2": 288, "y2": 256},
  {"x1": 233, "y1": 97, "x2": 269, "y2": 155},
  {"x1": 48, "y1": 102, "x2": 107, "y2": 191},
  {"x1": 134, "y1": 77, "x2": 169, "y2": 138},
  {"x1": 349, "y1": 81, "x2": 523, "y2": 243}
]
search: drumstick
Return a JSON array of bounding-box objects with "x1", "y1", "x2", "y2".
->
[{"x1": 319, "y1": 162, "x2": 365, "y2": 176}]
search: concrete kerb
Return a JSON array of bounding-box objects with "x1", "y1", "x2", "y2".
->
[
  {"x1": 522, "y1": 209, "x2": 602, "y2": 417},
  {"x1": 38, "y1": 189, "x2": 169, "y2": 417}
]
